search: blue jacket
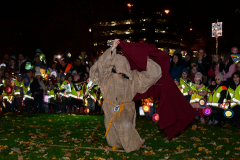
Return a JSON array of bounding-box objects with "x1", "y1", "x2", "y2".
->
[{"x1": 169, "y1": 64, "x2": 184, "y2": 80}]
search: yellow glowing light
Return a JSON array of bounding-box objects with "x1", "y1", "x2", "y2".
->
[
  {"x1": 225, "y1": 111, "x2": 232, "y2": 117},
  {"x1": 89, "y1": 28, "x2": 92, "y2": 32},
  {"x1": 190, "y1": 28, "x2": 193, "y2": 31},
  {"x1": 143, "y1": 105, "x2": 150, "y2": 112},
  {"x1": 164, "y1": 10, "x2": 170, "y2": 14},
  {"x1": 127, "y1": 3, "x2": 133, "y2": 7}
]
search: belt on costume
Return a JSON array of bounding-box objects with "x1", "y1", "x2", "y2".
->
[{"x1": 104, "y1": 99, "x2": 129, "y2": 137}]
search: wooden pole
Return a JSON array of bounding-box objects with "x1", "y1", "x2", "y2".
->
[{"x1": 216, "y1": 36, "x2": 218, "y2": 54}]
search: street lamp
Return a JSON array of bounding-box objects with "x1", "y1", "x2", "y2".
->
[
  {"x1": 89, "y1": 28, "x2": 92, "y2": 32},
  {"x1": 127, "y1": 3, "x2": 133, "y2": 8},
  {"x1": 164, "y1": 10, "x2": 170, "y2": 14},
  {"x1": 127, "y1": 3, "x2": 133, "y2": 14},
  {"x1": 190, "y1": 28, "x2": 192, "y2": 31}
]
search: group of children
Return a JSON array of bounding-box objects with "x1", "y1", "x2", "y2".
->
[
  {"x1": 0, "y1": 67, "x2": 103, "y2": 114},
  {"x1": 175, "y1": 68, "x2": 240, "y2": 127}
]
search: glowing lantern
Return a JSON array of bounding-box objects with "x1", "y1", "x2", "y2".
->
[
  {"x1": 25, "y1": 62, "x2": 32, "y2": 70},
  {"x1": 84, "y1": 98, "x2": 88, "y2": 106},
  {"x1": 84, "y1": 108, "x2": 90, "y2": 114},
  {"x1": 143, "y1": 105, "x2": 150, "y2": 112},
  {"x1": 5, "y1": 86, "x2": 12, "y2": 94},
  {"x1": 152, "y1": 113, "x2": 159, "y2": 122},
  {"x1": 67, "y1": 52, "x2": 71, "y2": 58},
  {"x1": 98, "y1": 99, "x2": 102, "y2": 105},
  {"x1": 199, "y1": 98, "x2": 206, "y2": 107},
  {"x1": 224, "y1": 109, "x2": 234, "y2": 119},
  {"x1": 202, "y1": 106, "x2": 212, "y2": 116}
]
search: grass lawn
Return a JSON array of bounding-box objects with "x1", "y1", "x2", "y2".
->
[{"x1": 0, "y1": 112, "x2": 240, "y2": 160}]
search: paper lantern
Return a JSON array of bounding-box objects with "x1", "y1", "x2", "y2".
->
[
  {"x1": 202, "y1": 106, "x2": 212, "y2": 116},
  {"x1": 84, "y1": 98, "x2": 88, "y2": 106},
  {"x1": 143, "y1": 105, "x2": 150, "y2": 112},
  {"x1": 152, "y1": 113, "x2": 159, "y2": 122},
  {"x1": 67, "y1": 52, "x2": 71, "y2": 58},
  {"x1": 224, "y1": 109, "x2": 234, "y2": 119},
  {"x1": 25, "y1": 62, "x2": 32, "y2": 70},
  {"x1": 84, "y1": 108, "x2": 90, "y2": 114},
  {"x1": 199, "y1": 98, "x2": 206, "y2": 107},
  {"x1": 5, "y1": 86, "x2": 12, "y2": 94}
]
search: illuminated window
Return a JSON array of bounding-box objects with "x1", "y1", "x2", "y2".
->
[
  {"x1": 142, "y1": 28, "x2": 146, "y2": 31},
  {"x1": 93, "y1": 42, "x2": 97, "y2": 46},
  {"x1": 161, "y1": 31, "x2": 166, "y2": 33},
  {"x1": 155, "y1": 39, "x2": 158, "y2": 43}
]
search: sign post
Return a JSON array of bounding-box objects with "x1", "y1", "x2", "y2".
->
[{"x1": 212, "y1": 20, "x2": 222, "y2": 54}]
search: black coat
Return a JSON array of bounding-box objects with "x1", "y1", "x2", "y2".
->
[{"x1": 30, "y1": 79, "x2": 44, "y2": 98}]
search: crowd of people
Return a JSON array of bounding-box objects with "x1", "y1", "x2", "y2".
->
[
  {"x1": 1, "y1": 46, "x2": 240, "y2": 128},
  {"x1": 0, "y1": 49, "x2": 103, "y2": 115},
  {"x1": 169, "y1": 46, "x2": 240, "y2": 127}
]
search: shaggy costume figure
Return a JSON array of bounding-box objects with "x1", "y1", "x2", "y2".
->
[{"x1": 90, "y1": 47, "x2": 162, "y2": 152}]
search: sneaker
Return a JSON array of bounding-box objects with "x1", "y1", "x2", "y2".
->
[
  {"x1": 200, "y1": 118, "x2": 205, "y2": 124},
  {"x1": 195, "y1": 115, "x2": 199, "y2": 120},
  {"x1": 207, "y1": 120, "x2": 213, "y2": 125},
  {"x1": 214, "y1": 120, "x2": 218, "y2": 125}
]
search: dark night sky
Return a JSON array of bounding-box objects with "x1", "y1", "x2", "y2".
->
[{"x1": 0, "y1": 0, "x2": 240, "y2": 59}]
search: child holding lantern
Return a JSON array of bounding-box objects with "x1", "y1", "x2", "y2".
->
[
  {"x1": 188, "y1": 72, "x2": 207, "y2": 124},
  {"x1": 209, "y1": 73, "x2": 228, "y2": 127},
  {"x1": 45, "y1": 77, "x2": 57, "y2": 113},
  {"x1": 227, "y1": 72, "x2": 240, "y2": 127},
  {"x1": 14, "y1": 73, "x2": 24, "y2": 111},
  {"x1": 2, "y1": 78, "x2": 15, "y2": 112},
  {"x1": 179, "y1": 68, "x2": 192, "y2": 102}
]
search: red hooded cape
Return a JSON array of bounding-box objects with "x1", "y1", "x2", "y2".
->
[{"x1": 119, "y1": 41, "x2": 196, "y2": 139}]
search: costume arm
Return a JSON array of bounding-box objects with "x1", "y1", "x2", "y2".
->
[
  {"x1": 90, "y1": 47, "x2": 116, "y2": 81},
  {"x1": 134, "y1": 58, "x2": 162, "y2": 94}
]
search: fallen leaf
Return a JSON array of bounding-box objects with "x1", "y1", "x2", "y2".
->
[
  {"x1": 65, "y1": 152, "x2": 72, "y2": 157},
  {"x1": 226, "y1": 151, "x2": 230, "y2": 155},
  {"x1": 176, "y1": 145, "x2": 184, "y2": 150},
  {"x1": 18, "y1": 154, "x2": 23, "y2": 160},
  {"x1": 112, "y1": 145, "x2": 118, "y2": 150},
  {"x1": 84, "y1": 151, "x2": 90, "y2": 156},
  {"x1": 214, "y1": 145, "x2": 223, "y2": 150}
]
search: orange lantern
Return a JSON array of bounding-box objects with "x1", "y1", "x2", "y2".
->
[
  {"x1": 143, "y1": 105, "x2": 150, "y2": 112},
  {"x1": 84, "y1": 108, "x2": 90, "y2": 114}
]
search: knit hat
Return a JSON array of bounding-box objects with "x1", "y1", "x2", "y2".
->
[
  {"x1": 231, "y1": 47, "x2": 238, "y2": 53},
  {"x1": 17, "y1": 73, "x2": 23, "y2": 78},
  {"x1": 72, "y1": 70, "x2": 77, "y2": 74},
  {"x1": 182, "y1": 68, "x2": 189, "y2": 75},
  {"x1": 194, "y1": 72, "x2": 202, "y2": 81},
  {"x1": 35, "y1": 71, "x2": 41, "y2": 77},
  {"x1": 60, "y1": 75, "x2": 65, "y2": 79},
  {"x1": 215, "y1": 73, "x2": 224, "y2": 81},
  {"x1": 210, "y1": 76, "x2": 216, "y2": 82},
  {"x1": 50, "y1": 71, "x2": 57, "y2": 78},
  {"x1": 174, "y1": 78, "x2": 180, "y2": 84},
  {"x1": 10, "y1": 55, "x2": 16, "y2": 60},
  {"x1": 191, "y1": 58, "x2": 198, "y2": 65},
  {"x1": 174, "y1": 48, "x2": 181, "y2": 54}
]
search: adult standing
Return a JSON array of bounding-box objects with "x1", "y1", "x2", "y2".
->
[
  {"x1": 215, "y1": 52, "x2": 235, "y2": 85},
  {"x1": 169, "y1": 52, "x2": 184, "y2": 80},
  {"x1": 196, "y1": 48, "x2": 210, "y2": 84},
  {"x1": 18, "y1": 54, "x2": 26, "y2": 72},
  {"x1": 73, "y1": 58, "x2": 86, "y2": 74},
  {"x1": 208, "y1": 53, "x2": 221, "y2": 78},
  {"x1": 59, "y1": 58, "x2": 73, "y2": 75},
  {"x1": 90, "y1": 39, "x2": 162, "y2": 152}
]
